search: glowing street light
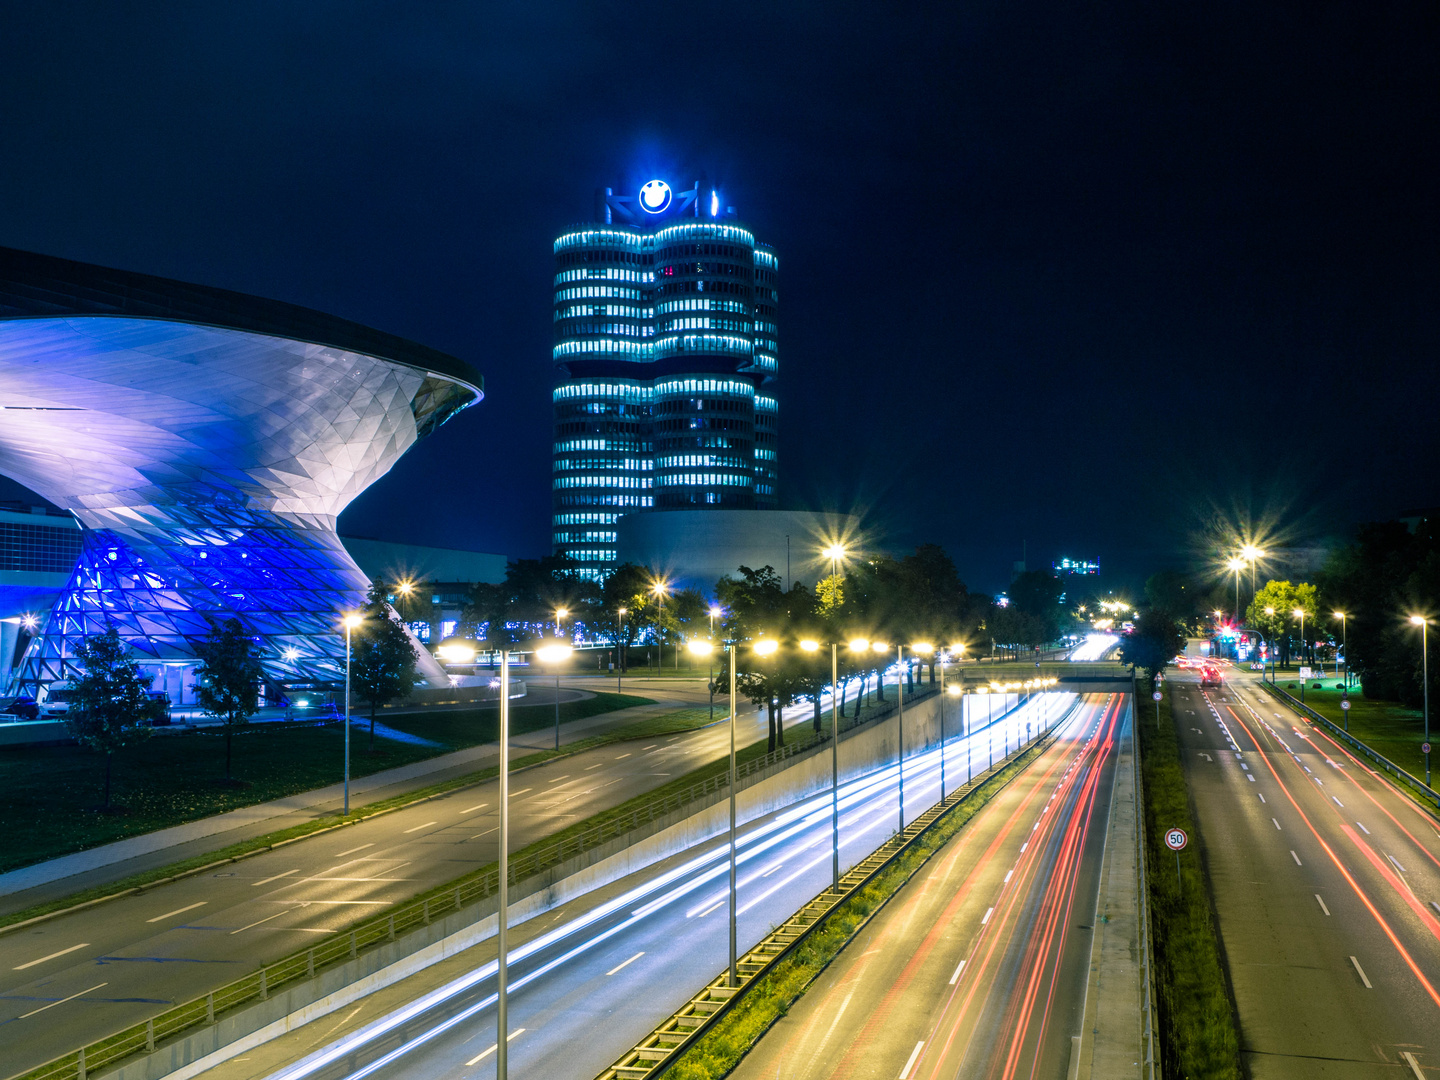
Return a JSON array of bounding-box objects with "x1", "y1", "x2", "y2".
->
[
  {"x1": 616, "y1": 606, "x2": 628, "y2": 693},
  {"x1": 651, "y1": 579, "x2": 670, "y2": 670},
  {"x1": 341, "y1": 612, "x2": 363, "y2": 815},
  {"x1": 535, "y1": 641, "x2": 573, "y2": 749},
  {"x1": 707, "y1": 607, "x2": 723, "y2": 720},
  {"x1": 1333, "y1": 611, "x2": 1348, "y2": 690},
  {"x1": 1412, "y1": 615, "x2": 1431, "y2": 786},
  {"x1": 1226, "y1": 557, "x2": 1245, "y2": 638}
]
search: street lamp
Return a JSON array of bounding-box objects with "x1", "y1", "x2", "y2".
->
[
  {"x1": 1333, "y1": 611, "x2": 1348, "y2": 688},
  {"x1": 480, "y1": 637, "x2": 517, "y2": 1080},
  {"x1": 867, "y1": 639, "x2": 912, "y2": 832},
  {"x1": 1293, "y1": 608, "x2": 1308, "y2": 701},
  {"x1": 617, "y1": 607, "x2": 628, "y2": 693},
  {"x1": 708, "y1": 606, "x2": 722, "y2": 721},
  {"x1": 341, "y1": 613, "x2": 363, "y2": 815},
  {"x1": 1411, "y1": 615, "x2": 1430, "y2": 787},
  {"x1": 651, "y1": 580, "x2": 670, "y2": 671},
  {"x1": 1241, "y1": 544, "x2": 1264, "y2": 601},
  {"x1": 535, "y1": 642, "x2": 573, "y2": 749},
  {"x1": 555, "y1": 607, "x2": 569, "y2": 639},
  {"x1": 1226, "y1": 558, "x2": 1245, "y2": 657},
  {"x1": 1265, "y1": 606, "x2": 1276, "y2": 680}
]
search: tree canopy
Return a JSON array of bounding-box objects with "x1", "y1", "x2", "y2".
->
[
  {"x1": 193, "y1": 617, "x2": 263, "y2": 780},
  {"x1": 63, "y1": 627, "x2": 159, "y2": 808}
]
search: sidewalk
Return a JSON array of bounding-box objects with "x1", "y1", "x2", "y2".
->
[
  {"x1": 1075, "y1": 703, "x2": 1144, "y2": 1080},
  {"x1": 0, "y1": 694, "x2": 694, "y2": 914}
]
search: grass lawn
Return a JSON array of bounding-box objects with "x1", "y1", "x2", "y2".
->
[
  {"x1": 1270, "y1": 681, "x2": 1428, "y2": 779},
  {"x1": 0, "y1": 692, "x2": 647, "y2": 875}
]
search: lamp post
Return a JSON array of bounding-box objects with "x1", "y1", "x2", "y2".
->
[
  {"x1": 1227, "y1": 558, "x2": 1244, "y2": 654},
  {"x1": 342, "y1": 613, "x2": 362, "y2": 815},
  {"x1": 617, "y1": 607, "x2": 627, "y2": 693},
  {"x1": 1334, "y1": 611, "x2": 1348, "y2": 688},
  {"x1": 1294, "y1": 607, "x2": 1307, "y2": 700},
  {"x1": 536, "y1": 642, "x2": 573, "y2": 749},
  {"x1": 708, "y1": 606, "x2": 722, "y2": 721},
  {"x1": 651, "y1": 580, "x2": 669, "y2": 672},
  {"x1": 496, "y1": 645, "x2": 512, "y2": 1080},
  {"x1": 1412, "y1": 616, "x2": 1430, "y2": 787},
  {"x1": 1265, "y1": 606, "x2": 1276, "y2": 681}
]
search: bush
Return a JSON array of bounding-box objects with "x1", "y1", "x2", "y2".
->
[{"x1": 1287, "y1": 682, "x2": 1297, "y2": 688}]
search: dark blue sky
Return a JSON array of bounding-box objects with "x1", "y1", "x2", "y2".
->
[{"x1": 1, "y1": 2, "x2": 1435, "y2": 592}]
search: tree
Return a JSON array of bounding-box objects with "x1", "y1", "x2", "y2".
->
[
  {"x1": 1246, "y1": 580, "x2": 1318, "y2": 667},
  {"x1": 353, "y1": 579, "x2": 423, "y2": 749},
  {"x1": 596, "y1": 563, "x2": 657, "y2": 671},
  {"x1": 717, "y1": 565, "x2": 815, "y2": 750},
  {"x1": 463, "y1": 555, "x2": 600, "y2": 648},
  {"x1": 62, "y1": 627, "x2": 158, "y2": 809},
  {"x1": 1118, "y1": 608, "x2": 1187, "y2": 686},
  {"x1": 193, "y1": 617, "x2": 263, "y2": 782}
]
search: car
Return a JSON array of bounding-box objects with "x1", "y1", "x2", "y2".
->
[
  {"x1": 1199, "y1": 666, "x2": 1223, "y2": 687},
  {"x1": 0, "y1": 696, "x2": 39, "y2": 721},
  {"x1": 40, "y1": 687, "x2": 75, "y2": 717}
]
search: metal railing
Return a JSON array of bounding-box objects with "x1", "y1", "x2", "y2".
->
[
  {"x1": 10, "y1": 685, "x2": 940, "y2": 1080},
  {"x1": 1259, "y1": 681, "x2": 1440, "y2": 812}
]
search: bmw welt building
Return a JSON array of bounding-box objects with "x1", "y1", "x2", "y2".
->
[{"x1": 0, "y1": 246, "x2": 480, "y2": 699}]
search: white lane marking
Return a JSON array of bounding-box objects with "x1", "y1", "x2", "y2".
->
[
  {"x1": 981, "y1": 907, "x2": 994, "y2": 925},
  {"x1": 899, "y1": 1040, "x2": 925, "y2": 1079},
  {"x1": 230, "y1": 910, "x2": 289, "y2": 934},
  {"x1": 1020, "y1": 842, "x2": 1028, "y2": 853},
  {"x1": 13, "y1": 943, "x2": 90, "y2": 970},
  {"x1": 614, "y1": 753, "x2": 631, "y2": 759},
  {"x1": 1350, "y1": 955, "x2": 1372, "y2": 988},
  {"x1": 949, "y1": 959, "x2": 966, "y2": 985},
  {"x1": 336, "y1": 843, "x2": 373, "y2": 857},
  {"x1": 1258, "y1": 793, "x2": 1266, "y2": 803},
  {"x1": 1316, "y1": 894, "x2": 1330, "y2": 915},
  {"x1": 762, "y1": 863, "x2": 785, "y2": 878},
  {"x1": 585, "y1": 763, "x2": 604, "y2": 770},
  {"x1": 460, "y1": 803, "x2": 487, "y2": 814},
  {"x1": 510, "y1": 788, "x2": 533, "y2": 797},
  {"x1": 1272, "y1": 818, "x2": 1282, "y2": 830},
  {"x1": 1247, "y1": 775, "x2": 1256, "y2": 782},
  {"x1": 402, "y1": 821, "x2": 437, "y2": 834},
  {"x1": 1357, "y1": 821, "x2": 1371, "y2": 835},
  {"x1": 1388, "y1": 853, "x2": 1408, "y2": 873},
  {"x1": 696, "y1": 899, "x2": 725, "y2": 918},
  {"x1": 547, "y1": 775, "x2": 570, "y2": 783},
  {"x1": 464, "y1": 1028, "x2": 525, "y2": 1066},
  {"x1": 252, "y1": 869, "x2": 299, "y2": 887},
  {"x1": 18, "y1": 981, "x2": 107, "y2": 1019},
  {"x1": 1332, "y1": 796, "x2": 1344, "y2": 808},
  {"x1": 1004, "y1": 870, "x2": 1014, "y2": 883},
  {"x1": 817, "y1": 990, "x2": 854, "y2": 1053},
  {"x1": 146, "y1": 901, "x2": 207, "y2": 924},
  {"x1": 1402, "y1": 1051, "x2": 1426, "y2": 1080},
  {"x1": 606, "y1": 951, "x2": 644, "y2": 975},
  {"x1": 1291, "y1": 850, "x2": 1302, "y2": 866}
]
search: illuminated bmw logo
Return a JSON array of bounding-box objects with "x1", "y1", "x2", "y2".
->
[{"x1": 639, "y1": 179, "x2": 672, "y2": 214}]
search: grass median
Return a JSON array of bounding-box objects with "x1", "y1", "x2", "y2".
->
[{"x1": 1138, "y1": 691, "x2": 1243, "y2": 1079}]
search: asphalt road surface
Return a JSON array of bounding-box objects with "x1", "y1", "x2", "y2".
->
[
  {"x1": 0, "y1": 688, "x2": 821, "y2": 1077},
  {"x1": 216, "y1": 694, "x2": 1081, "y2": 1080},
  {"x1": 1175, "y1": 666, "x2": 1440, "y2": 1078},
  {"x1": 730, "y1": 693, "x2": 1124, "y2": 1080}
]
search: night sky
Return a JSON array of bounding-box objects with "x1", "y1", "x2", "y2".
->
[{"x1": 1, "y1": 3, "x2": 1435, "y2": 593}]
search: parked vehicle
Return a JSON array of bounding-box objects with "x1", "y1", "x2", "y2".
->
[{"x1": 0, "y1": 696, "x2": 39, "y2": 721}]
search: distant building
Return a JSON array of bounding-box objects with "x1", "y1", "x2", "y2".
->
[
  {"x1": 1053, "y1": 557, "x2": 1100, "y2": 576},
  {"x1": 615, "y1": 510, "x2": 860, "y2": 595},
  {"x1": 551, "y1": 179, "x2": 779, "y2": 576}
]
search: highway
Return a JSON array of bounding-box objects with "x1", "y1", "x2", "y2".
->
[
  {"x1": 730, "y1": 694, "x2": 1124, "y2": 1080},
  {"x1": 205, "y1": 692, "x2": 1082, "y2": 1080},
  {"x1": 0, "y1": 683, "x2": 824, "y2": 1077},
  {"x1": 1173, "y1": 666, "x2": 1440, "y2": 1077}
]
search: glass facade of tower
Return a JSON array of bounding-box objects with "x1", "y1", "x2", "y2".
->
[{"x1": 552, "y1": 184, "x2": 778, "y2": 573}]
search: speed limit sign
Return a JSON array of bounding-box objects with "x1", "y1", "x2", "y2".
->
[
  {"x1": 1341, "y1": 699, "x2": 1351, "y2": 711},
  {"x1": 1164, "y1": 828, "x2": 1188, "y2": 851},
  {"x1": 1152, "y1": 691, "x2": 1162, "y2": 701}
]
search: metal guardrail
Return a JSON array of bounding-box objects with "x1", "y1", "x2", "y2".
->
[
  {"x1": 593, "y1": 698, "x2": 1076, "y2": 1080},
  {"x1": 10, "y1": 686, "x2": 941, "y2": 1080},
  {"x1": 1131, "y1": 678, "x2": 1160, "y2": 1080},
  {"x1": 1258, "y1": 681, "x2": 1440, "y2": 812}
]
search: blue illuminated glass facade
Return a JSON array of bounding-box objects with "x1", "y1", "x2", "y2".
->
[
  {"x1": 551, "y1": 184, "x2": 779, "y2": 572},
  {"x1": 0, "y1": 246, "x2": 482, "y2": 695}
]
